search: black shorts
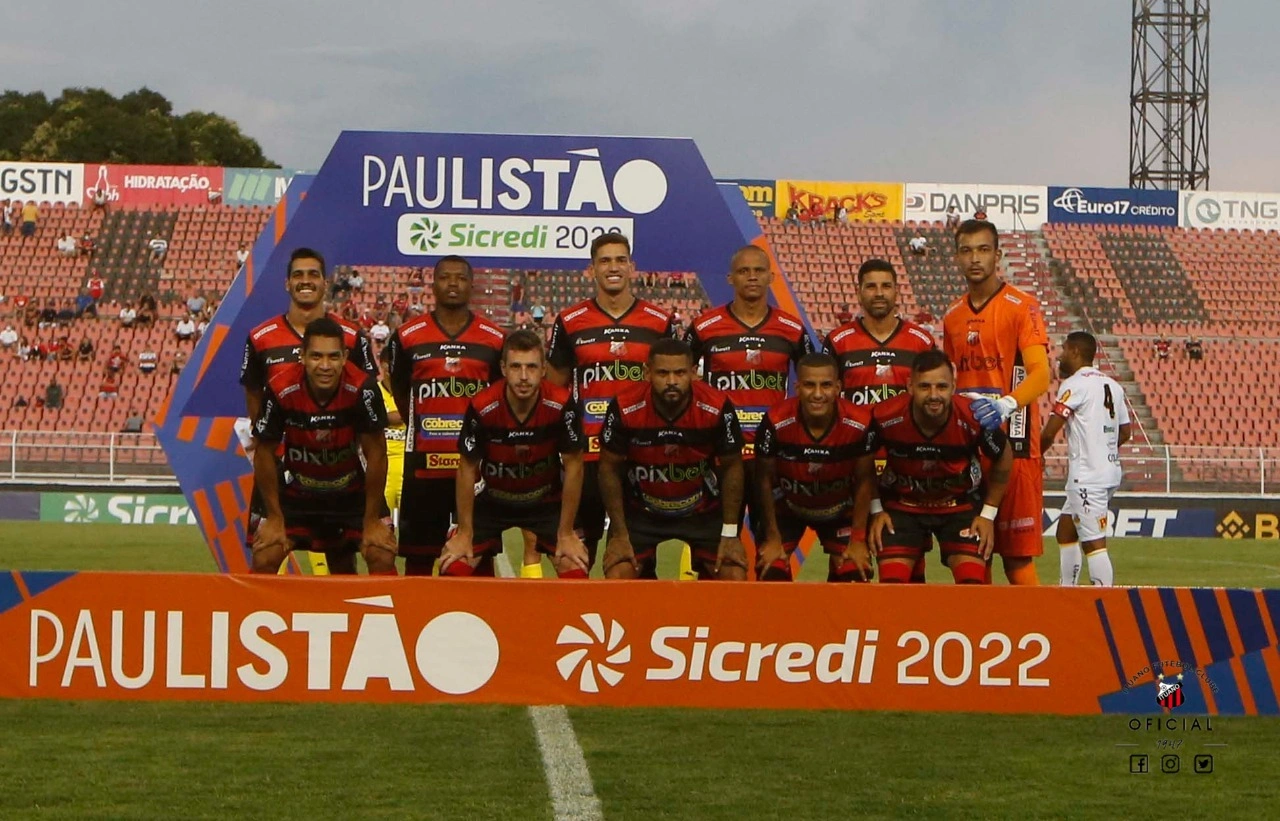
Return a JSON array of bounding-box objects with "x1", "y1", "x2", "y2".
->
[
  {"x1": 608, "y1": 507, "x2": 724, "y2": 578},
  {"x1": 878, "y1": 507, "x2": 982, "y2": 562},
  {"x1": 776, "y1": 513, "x2": 853, "y2": 555},
  {"x1": 398, "y1": 455, "x2": 455, "y2": 557},
  {"x1": 472, "y1": 500, "x2": 562, "y2": 555},
  {"x1": 282, "y1": 494, "x2": 364, "y2": 554}
]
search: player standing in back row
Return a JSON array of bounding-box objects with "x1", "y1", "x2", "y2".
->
[
  {"x1": 386, "y1": 255, "x2": 505, "y2": 576},
  {"x1": 942, "y1": 220, "x2": 1050, "y2": 585},
  {"x1": 547, "y1": 231, "x2": 679, "y2": 566},
  {"x1": 824, "y1": 258, "x2": 935, "y2": 582},
  {"x1": 1040, "y1": 331, "x2": 1130, "y2": 586},
  {"x1": 688, "y1": 244, "x2": 813, "y2": 542}
]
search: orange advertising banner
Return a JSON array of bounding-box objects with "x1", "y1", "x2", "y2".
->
[{"x1": 3, "y1": 571, "x2": 1277, "y2": 715}]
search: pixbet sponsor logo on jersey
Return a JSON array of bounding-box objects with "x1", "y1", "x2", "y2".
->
[{"x1": 27, "y1": 595, "x2": 501, "y2": 696}]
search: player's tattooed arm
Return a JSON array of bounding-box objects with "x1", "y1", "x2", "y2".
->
[{"x1": 753, "y1": 456, "x2": 785, "y2": 571}]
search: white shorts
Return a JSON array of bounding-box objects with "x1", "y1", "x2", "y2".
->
[{"x1": 1062, "y1": 483, "x2": 1116, "y2": 542}]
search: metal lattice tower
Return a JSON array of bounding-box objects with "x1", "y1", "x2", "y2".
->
[{"x1": 1129, "y1": 0, "x2": 1210, "y2": 190}]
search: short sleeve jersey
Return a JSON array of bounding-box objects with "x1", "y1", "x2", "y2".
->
[
  {"x1": 458, "y1": 381, "x2": 585, "y2": 508},
  {"x1": 822, "y1": 318, "x2": 935, "y2": 406},
  {"x1": 755, "y1": 397, "x2": 874, "y2": 523},
  {"x1": 942, "y1": 283, "x2": 1049, "y2": 459},
  {"x1": 688, "y1": 304, "x2": 813, "y2": 442},
  {"x1": 600, "y1": 380, "x2": 742, "y2": 518},
  {"x1": 1053, "y1": 366, "x2": 1130, "y2": 487},
  {"x1": 866, "y1": 393, "x2": 1007, "y2": 514}
]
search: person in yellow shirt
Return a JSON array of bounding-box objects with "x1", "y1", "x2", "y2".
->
[
  {"x1": 378, "y1": 346, "x2": 406, "y2": 526},
  {"x1": 20, "y1": 202, "x2": 39, "y2": 238}
]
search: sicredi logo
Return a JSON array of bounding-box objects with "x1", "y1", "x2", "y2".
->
[
  {"x1": 397, "y1": 214, "x2": 634, "y2": 260},
  {"x1": 62, "y1": 494, "x2": 100, "y2": 523},
  {"x1": 556, "y1": 613, "x2": 631, "y2": 693}
]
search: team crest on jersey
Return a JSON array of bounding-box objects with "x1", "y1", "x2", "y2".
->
[
  {"x1": 445, "y1": 355, "x2": 461, "y2": 373},
  {"x1": 875, "y1": 363, "x2": 892, "y2": 379},
  {"x1": 807, "y1": 461, "x2": 823, "y2": 475},
  {"x1": 966, "y1": 319, "x2": 982, "y2": 346},
  {"x1": 746, "y1": 347, "x2": 762, "y2": 364},
  {"x1": 514, "y1": 444, "x2": 530, "y2": 458},
  {"x1": 609, "y1": 340, "x2": 628, "y2": 356},
  {"x1": 314, "y1": 428, "x2": 332, "y2": 443},
  {"x1": 663, "y1": 443, "x2": 680, "y2": 457}
]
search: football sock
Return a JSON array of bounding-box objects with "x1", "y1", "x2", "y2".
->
[
  {"x1": 520, "y1": 562, "x2": 544, "y2": 579},
  {"x1": 1005, "y1": 562, "x2": 1040, "y2": 586},
  {"x1": 556, "y1": 567, "x2": 589, "y2": 580},
  {"x1": 909, "y1": 556, "x2": 927, "y2": 583},
  {"x1": 678, "y1": 543, "x2": 697, "y2": 581},
  {"x1": 403, "y1": 556, "x2": 435, "y2": 577},
  {"x1": 878, "y1": 561, "x2": 912, "y2": 583},
  {"x1": 1086, "y1": 549, "x2": 1114, "y2": 586},
  {"x1": 760, "y1": 558, "x2": 793, "y2": 581},
  {"x1": 950, "y1": 561, "x2": 987, "y2": 584},
  {"x1": 1058, "y1": 543, "x2": 1083, "y2": 586}
]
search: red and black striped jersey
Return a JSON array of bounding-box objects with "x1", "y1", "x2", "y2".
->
[
  {"x1": 385, "y1": 311, "x2": 504, "y2": 475},
  {"x1": 755, "y1": 397, "x2": 874, "y2": 523},
  {"x1": 253, "y1": 360, "x2": 386, "y2": 502},
  {"x1": 240, "y1": 312, "x2": 376, "y2": 393},
  {"x1": 458, "y1": 381, "x2": 585, "y2": 508},
  {"x1": 866, "y1": 393, "x2": 1006, "y2": 513},
  {"x1": 600, "y1": 380, "x2": 742, "y2": 518},
  {"x1": 688, "y1": 305, "x2": 814, "y2": 442},
  {"x1": 822, "y1": 318, "x2": 934, "y2": 406},
  {"x1": 547, "y1": 297, "x2": 678, "y2": 457}
]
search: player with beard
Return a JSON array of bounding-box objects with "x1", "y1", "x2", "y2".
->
[
  {"x1": 441, "y1": 330, "x2": 589, "y2": 578},
  {"x1": 547, "y1": 232, "x2": 678, "y2": 569},
  {"x1": 941, "y1": 220, "x2": 1050, "y2": 585},
  {"x1": 754, "y1": 354, "x2": 876, "y2": 582},
  {"x1": 859, "y1": 350, "x2": 1012, "y2": 584},
  {"x1": 823, "y1": 258, "x2": 934, "y2": 582},
  {"x1": 688, "y1": 245, "x2": 813, "y2": 549},
  {"x1": 386, "y1": 255, "x2": 504, "y2": 576},
  {"x1": 240, "y1": 247, "x2": 377, "y2": 571},
  {"x1": 598, "y1": 338, "x2": 746, "y2": 580},
  {"x1": 250, "y1": 318, "x2": 395, "y2": 575}
]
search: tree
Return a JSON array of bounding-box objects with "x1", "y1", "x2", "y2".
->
[{"x1": 5, "y1": 86, "x2": 274, "y2": 166}]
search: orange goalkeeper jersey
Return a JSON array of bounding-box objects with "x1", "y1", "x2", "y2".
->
[{"x1": 942, "y1": 282, "x2": 1049, "y2": 459}]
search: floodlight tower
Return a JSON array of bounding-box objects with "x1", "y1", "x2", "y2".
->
[{"x1": 1129, "y1": 0, "x2": 1210, "y2": 190}]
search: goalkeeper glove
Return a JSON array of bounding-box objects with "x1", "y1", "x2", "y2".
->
[{"x1": 971, "y1": 395, "x2": 1018, "y2": 430}]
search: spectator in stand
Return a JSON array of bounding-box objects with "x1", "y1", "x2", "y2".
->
[
  {"x1": 385, "y1": 311, "x2": 403, "y2": 330},
  {"x1": 391, "y1": 293, "x2": 408, "y2": 318},
  {"x1": 1154, "y1": 335, "x2": 1171, "y2": 361},
  {"x1": 909, "y1": 234, "x2": 929, "y2": 256},
  {"x1": 17, "y1": 336, "x2": 33, "y2": 362},
  {"x1": 75, "y1": 289, "x2": 97, "y2": 319},
  {"x1": 44, "y1": 378, "x2": 63, "y2": 409},
  {"x1": 56, "y1": 234, "x2": 78, "y2": 256},
  {"x1": 77, "y1": 336, "x2": 94, "y2": 362},
  {"x1": 138, "y1": 348, "x2": 159, "y2": 375},
  {"x1": 835, "y1": 303, "x2": 853, "y2": 324},
  {"x1": 39, "y1": 299, "x2": 57, "y2": 328},
  {"x1": 99, "y1": 369, "x2": 119, "y2": 399},
  {"x1": 171, "y1": 349, "x2": 188, "y2": 375},
  {"x1": 1186, "y1": 335, "x2": 1203, "y2": 362},
  {"x1": 20, "y1": 201, "x2": 38, "y2": 238},
  {"x1": 119, "y1": 302, "x2": 138, "y2": 329},
  {"x1": 0, "y1": 324, "x2": 17, "y2": 351},
  {"x1": 912, "y1": 309, "x2": 935, "y2": 326},
  {"x1": 347, "y1": 269, "x2": 364, "y2": 293},
  {"x1": 55, "y1": 299, "x2": 77, "y2": 323},
  {"x1": 512, "y1": 307, "x2": 532, "y2": 329},
  {"x1": 147, "y1": 234, "x2": 168, "y2": 263},
  {"x1": 137, "y1": 293, "x2": 157, "y2": 327},
  {"x1": 370, "y1": 317, "x2": 391, "y2": 345},
  {"x1": 407, "y1": 269, "x2": 425, "y2": 300},
  {"x1": 531, "y1": 302, "x2": 547, "y2": 328},
  {"x1": 785, "y1": 203, "x2": 801, "y2": 227},
  {"x1": 78, "y1": 234, "x2": 95, "y2": 257},
  {"x1": 835, "y1": 205, "x2": 849, "y2": 224},
  {"x1": 121, "y1": 409, "x2": 145, "y2": 433},
  {"x1": 340, "y1": 301, "x2": 360, "y2": 324},
  {"x1": 175, "y1": 315, "x2": 197, "y2": 343},
  {"x1": 330, "y1": 266, "x2": 352, "y2": 300},
  {"x1": 510, "y1": 272, "x2": 524, "y2": 305},
  {"x1": 92, "y1": 186, "x2": 108, "y2": 211},
  {"x1": 207, "y1": 188, "x2": 221, "y2": 204},
  {"x1": 1, "y1": 201, "x2": 12, "y2": 236},
  {"x1": 945, "y1": 205, "x2": 961, "y2": 230},
  {"x1": 22, "y1": 300, "x2": 40, "y2": 328},
  {"x1": 13, "y1": 394, "x2": 28, "y2": 408},
  {"x1": 973, "y1": 207, "x2": 988, "y2": 221},
  {"x1": 186, "y1": 292, "x2": 207, "y2": 316},
  {"x1": 195, "y1": 317, "x2": 208, "y2": 340},
  {"x1": 106, "y1": 345, "x2": 125, "y2": 373},
  {"x1": 86, "y1": 273, "x2": 105, "y2": 302},
  {"x1": 236, "y1": 244, "x2": 249, "y2": 268},
  {"x1": 57, "y1": 335, "x2": 74, "y2": 363}
]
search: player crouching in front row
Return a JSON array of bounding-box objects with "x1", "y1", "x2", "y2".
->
[
  {"x1": 440, "y1": 330, "x2": 591, "y2": 578},
  {"x1": 860, "y1": 350, "x2": 1013, "y2": 584},
  {"x1": 250, "y1": 318, "x2": 397, "y2": 574},
  {"x1": 753, "y1": 353, "x2": 877, "y2": 582}
]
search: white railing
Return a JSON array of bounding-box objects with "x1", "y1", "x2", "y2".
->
[
  {"x1": 0, "y1": 431, "x2": 1275, "y2": 495},
  {"x1": 0, "y1": 430, "x2": 175, "y2": 483}
]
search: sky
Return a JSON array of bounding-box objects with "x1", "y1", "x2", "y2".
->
[{"x1": 6, "y1": 1, "x2": 1277, "y2": 190}]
